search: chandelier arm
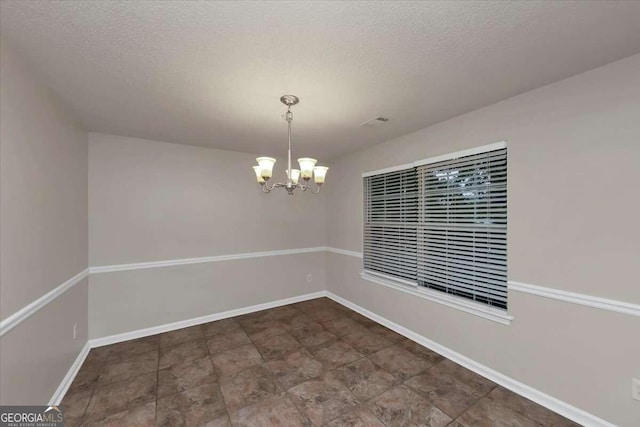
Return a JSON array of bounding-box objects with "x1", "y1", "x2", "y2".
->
[
  {"x1": 308, "y1": 184, "x2": 322, "y2": 194},
  {"x1": 261, "y1": 181, "x2": 273, "y2": 192}
]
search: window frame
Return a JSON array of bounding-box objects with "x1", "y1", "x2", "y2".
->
[{"x1": 361, "y1": 141, "x2": 513, "y2": 325}]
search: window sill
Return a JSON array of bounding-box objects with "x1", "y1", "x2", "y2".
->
[{"x1": 360, "y1": 271, "x2": 513, "y2": 325}]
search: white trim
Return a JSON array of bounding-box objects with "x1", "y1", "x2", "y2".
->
[
  {"x1": 360, "y1": 271, "x2": 513, "y2": 325},
  {"x1": 362, "y1": 162, "x2": 414, "y2": 178},
  {"x1": 54, "y1": 291, "x2": 324, "y2": 403},
  {"x1": 328, "y1": 248, "x2": 640, "y2": 318},
  {"x1": 3, "y1": 247, "x2": 333, "y2": 337},
  {"x1": 362, "y1": 141, "x2": 507, "y2": 177},
  {"x1": 413, "y1": 140, "x2": 507, "y2": 167},
  {"x1": 326, "y1": 291, "x2": 615, "y2": 427},
  {"x1": 89, "y1": 291, "x2": 326, "y2": 347},
  {"x1": 49, "y1": 341, "x2": 91, "y2": 405},
  {"x1": 325, "y1": 246, "x2": 363, "y2": 258},
  {"x1": 89, "y1": 247, "x2": 327, "y2": 274},
  {"x1": 0, "y1": 269, "x2": 89, "y2": 337},
  {"x1": 47, "y1": 285, "x2": 618, "y2": 425},
  {"x1": 509, "y1": 280, "x2": 640, "y2": 317}
]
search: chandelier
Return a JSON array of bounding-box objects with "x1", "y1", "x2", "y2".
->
[{"x1": 252, "y1": 95, "x2": 328, "y2": 195}]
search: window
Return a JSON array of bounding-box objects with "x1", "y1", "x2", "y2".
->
[{"x1": 363, "y1": 142, "x2": 508, "y2": 314}]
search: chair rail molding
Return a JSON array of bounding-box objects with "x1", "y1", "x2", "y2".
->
[
  {"x1": 0, "y1": 268, "x2": 89, "y2": 337},
  {"x1": 508, "y1": 280, "x2": 640, "y2": 317},
  {"x1": 89, "y1": 247, "x2": 329, "y2": 273},
  {"x1": 4, "y1": 248, "x2": 638, "y2": 339},
  {"x1": 327, "y1": 247, "x2": 640, "y2": 318}
]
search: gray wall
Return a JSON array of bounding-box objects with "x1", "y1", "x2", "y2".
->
[
  {"x1": 88, "y1": 133, "x2": 327, "y2": 338},
  {"x1": 0, "y1": 38, "x2": 88, "y2": 404},
  {"x1": 325, "y1": 54, "x2": 640, "y2": 426}
]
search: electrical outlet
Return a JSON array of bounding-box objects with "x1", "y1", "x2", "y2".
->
[
  {"x1": 73, "y1": 323, "x2": 77, "y2": 340},
  {"x1": 633, "y1": 378, "x2": 640, "y2": 401},
  {"x1": 306, "y1": 274, "x2": 313, "y2": 283}
]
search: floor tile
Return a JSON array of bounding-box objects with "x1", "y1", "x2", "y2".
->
[
  {"x1": 280, "y1": 314, "x2": 323, "y2": 332},
  {"x1": 84, "y1": 372, "x2": 156, "y2": 422},
  {"x1": 66, "y1": 364, "x2": 101, "y2": 395},
  {"x1": 290, "y1": 324, "x2": 337, "y2": 348},
  {"x1": 368, "y1": 385, "x2": 452, "y2": 427},
  {"x1": 60, "y1": 388, "x2": 92, "y2": 427},
  {"x1": 404, "y1": 367, "x2": 484, "y2": 418},
  {"x1": 229, "y1": 392, "x2": 307, "y2": 427},
  {"x1": 321, "y1": 317, "x2": 368, "y2": 337},
  {"x1": 205, "y1": 329, "x2": 251, "y2": 354},
  {"x1": 255, "y1": 332, "x2": 301, "y2": 360},
  {"x1": 293, "y1": 298, "x2": 343, "y2": 312},
  {"x1": 433, "y1": 359, "x2": 496, "y2": 394},
  {"x1": 367, "y1": 325, "x2": 406, "y2": 343},
  {"x1": 85, "y1": 401, "x2": 155, "y2": 427},
  {"x1": 62, "y1": 298, "x2": 575, "y2": 427},
  {"x1": 398, "y1": 339, "x2": 445, "y2": 366},
  {"x1": 314, "y1": 298, "x2": 351, "y2": 313},
  {"x1": 259, "y1": 305, "x2": 301, "y2": 321},
  {"x1": 331, "y1": 357, "x2": 398, "y2": 402},
  {"x1": 160, "y1": 325, "x2": 204, "y2": 348},
  {"x1": 455, "y1": 391, "x2": 537, "y2": 427},
  {"x1": 308, "y1": 307, "x2": 345, "y2": 322},
  {"x1": 202, "y1": 318, "x2": 242, "y2": 337},
  {"x1": 157, "y1": 356, "x2": 217, "y2": 398},
  {"x1": 266, "y1": 348, "x2": 325, "y2": 389},
  {"x1": 159, "y1": 339, "x2": 208, "y2": 369},
  {"x1": 237, "y1": 315, "x2": 276, "y2": 333},
  {"x1": 340, "y1": 331, "x2": 393, "y2": 356},
  {"x1": 369, "y1": 345, "x2": 431, "y2": 381},
  {"x1": 348, "y1": 312, "x2": 379, "y2": 328},
  {"x1": 156, "y1": 382, "x2": 228, "y2": 427},
  {"x1": 310, "y1": 340, "x2": 364, "y2": 370},
  {"x1": 210, "y1": 343, "x2": 263, "y2": 378},
  {"x1": 246, "y1": 321, "x2": 289, "y2": 344},
  {"x1": 86, "y1": 336, "x2": 160, "y2": 363},
  {"x1": 287, "y1": 373, "x2": 359, "y2": 426},
  {"x1": 219, "y1": 364, "x2": 281, "y2": 412},
  {"x1": 203, "y1": 415, "x2": 232, "y2": 427},
  {"x1": 457, "y1": 387, "x2": 579, "y2": 427},
  {"x1": 98, "y1": 350, "x2": 158, "y2": 385},
  {"x1": 325, "y1": 406, "x2": 385, "y2": 427}
]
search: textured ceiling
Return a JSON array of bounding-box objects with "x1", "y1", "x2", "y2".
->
[{"x1": 2, "y1": 1, "x2": 640, "y2": 160}]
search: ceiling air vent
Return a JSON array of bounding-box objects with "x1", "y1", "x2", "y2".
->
[{"x1": 360, "y1": 116, "x2": 390, "y2": 128}]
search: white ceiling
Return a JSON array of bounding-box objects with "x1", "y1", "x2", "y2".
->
[{"x1": 2, "y1": 1, "x2": 640, "y2": 160}]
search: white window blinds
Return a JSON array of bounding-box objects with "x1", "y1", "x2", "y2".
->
[
  {"x1": 363, "y1": 168, "x2": 418, "y2": 284},
  {"x1": 363, "y1": 145, "x2": 507, "y2": 310}
]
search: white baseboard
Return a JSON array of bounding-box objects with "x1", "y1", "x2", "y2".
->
[
  {"x1": 89, "y1": 291, "x2": 326, "y2": 347},
  {"x1": 55, "y1": 289, "x2": 613, "y2": 427},
  {"x1": 325, "y1": 291, "x2": 615, "y2": 427},
  {"x1": 50, "y1": 341, "x2": 91, "y2": 405}
]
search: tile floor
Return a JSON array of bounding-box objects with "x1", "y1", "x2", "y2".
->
[{"x1": 62, "y1": 297, "x2": 579, "y2": 426}]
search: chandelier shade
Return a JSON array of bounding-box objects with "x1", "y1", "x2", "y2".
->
[
  {"x1": 253, "y1": 95, "x2": 328, "y2": 195},
  {"x1": 286, "y1": 169, "x2": 301, "y2": 185},
  {"x1": 252, "y1": 166, "x2": 265, "y2": 184},
  {"x1": 297, "y1": 158, "x2": 317, "y2": 179},
  {"x1": 256, "y1": 157, "x2": 276, "y2": 179},
  {"x1": 313, "y1": 166, "x2": 329, "y2": 184}
]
